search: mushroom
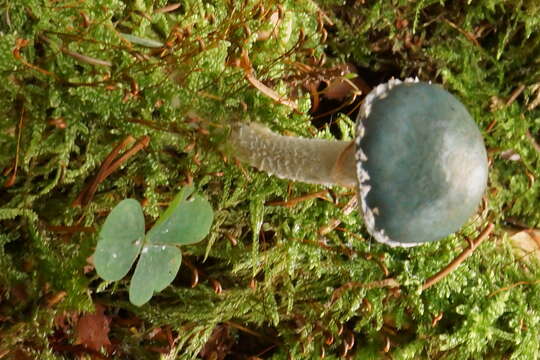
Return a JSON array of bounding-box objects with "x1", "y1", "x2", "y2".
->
[{"x1": 230, "y1": 78, "x2": 489, "y2": 247}]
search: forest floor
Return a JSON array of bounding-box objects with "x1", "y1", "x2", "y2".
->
[{"x1": 1, "y1": 0, "x2": 539, "y2": 359}]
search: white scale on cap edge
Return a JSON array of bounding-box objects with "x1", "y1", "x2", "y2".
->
[{"x1": 354, "y1": 77, "x2": 425, "y2": 248}]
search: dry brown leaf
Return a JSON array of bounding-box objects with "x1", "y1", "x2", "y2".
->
[
  {"x1": 74, "y1": 304, "x2": 112, "y2": 353},
  {"x1": 321, "y1": 64, "x2": 370, "y2": 100},
  {"x1": 509, "y1": 229, "x2": 540, "y2": 264},
  {"x1": 54, "y1": 310, "x2": 79, "y2": 333}
]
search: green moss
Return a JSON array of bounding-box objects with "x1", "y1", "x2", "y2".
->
[{"x1": 1, "y1": 0, "x2": 539, "y2": 358}]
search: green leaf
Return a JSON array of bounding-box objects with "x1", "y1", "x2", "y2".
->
[
  {"x1": 146, "y1": 186, "x2": 214, "y2": 245},
  {"x1": 93, "y1": 199, "x2": 145, "y2": 281},
  {"x1": 153, "y1": 186, "x2": 194, "y2": 228},
  {"x1": 128, "y1": 244, "x2": 182, "y2": 306}
]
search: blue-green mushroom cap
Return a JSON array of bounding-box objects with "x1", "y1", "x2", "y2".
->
[{"x1": 355, "y1": 79, "x2": 488, "y2": 247}]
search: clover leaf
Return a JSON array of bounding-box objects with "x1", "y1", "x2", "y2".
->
[
  {"x1": 93, "y1": 186, "x2": 213, "y2": 306},
  {"x1": 146, "y1": 185, "x2": 214, "y2": 245},
  {"x1": 93, "y1": 199, "x2": 145, "y2": 282},
  {"x1": 129, "y1": 244, "x2": 182, "y2": 306}
]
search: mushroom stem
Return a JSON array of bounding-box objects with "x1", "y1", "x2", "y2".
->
[{"x1": 230, "y1": 122, "x2": 357, "y2": 187}]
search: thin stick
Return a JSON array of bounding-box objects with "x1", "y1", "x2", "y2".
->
[
  {"x1": 488, "y1": 279, "x2": 540, "y2": 297},
  {"x1": 101, "y1": 136, "x2": 150, "y2": 178},
  {"x1": 4, "y1": 106, "x2": 24, "y2": 187},
  {"x1": 13, "y1": 38, "x2": 59, "y2": 79},
  {"x1": 240, "y1": 50, "x2": 298, "y2": 111},
  {"x1": 73, "y1": 136, "x2": 135, "y2": 207},
  {"x1": 155, "y1": 3, "x2": 181, "y2": 13},
  {"x1": 39, "y1": 35, "x2": 112, "y2": 67},
  {"x1": 505, "y1": 84, "x2": 525, "y2": 107},
  {"x1": 244, "y1": 71, "x2": 298, "y2": 111},
  {"x1": 319, "y1": 195, "x2": 357, "y2": 235},
  {"x1": 61, "y1": 47, "x2": 112, "y2": 67},
  {"x1": 527, "y1": 86, "x2": 540, "y2": 110},
  {"x1": 73, "y1": 136, "x2": 149, "y2": 207},
  {"x1": 266, "y1": 190, "x2": 330, "y2": 207},
  {"x1": 443, "y1": 18, "x2": 480, "y2": 47},
  {"x1": 422, "y1": 223, "x2": 494, "y2": 291}
]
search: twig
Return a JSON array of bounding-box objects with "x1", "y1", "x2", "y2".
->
[
  {"x1": 486, "y1": 118, "x2": 497, "y2": 132},
  {"x1": 527, "y1": 85, "x2": 540, "y2": 110},
  {"x1": 244, "y1": 72, "x2": 298, "y2": 111},
  {"x1": 13, "y1": 38, "x2": 59, "y2": 78},
  {"x1": 0, "y1": 349, "x2": 10, "y2": 359},
  {"x1": 266, "y1": 190, "x2": 330, "y2": 207},
  {"x1": 4, "y1": 105, "x2": 24, "y2": 187},
  {"x1": 240, "y1": 50, "x2": 298, "y2": 111},
  {"x1": 155, "y1": 3, "x2": 181, "y2": 13},
  {"x1": 310, "y1": 1, "x2": 334, "y2": 26},
  {"x1": 319, "y1": 195, "x2": 357, "y2": 235},
  {"x1": 72, "y1": 136, "x2": 149, "y2": 207},
  {"x1": 61, "y1": 47, "x2": 112, "y2": 67},
  {"x1": 505, "y1": 84, "x2": 525, "y2": 107},
  {"x1": 40, "y1": 34, "x2": 112, "y2": 67},
  {"x1": 443, "y1": 18, "x2": 480, "y2": 47},
  {"x1": 101, "y1": 136, "x2": 150, "y2": 179},
  {"x1": 488, "y1": 279, "x2": 540, "y2": 297},
  {"x1": 254, "y1": 344, "x2": 278, "y2": 358},
  {"x1": 73, "y1": 136, "x2": 135, "y2": 207},
  {"x1": 422, "y1": 223, "x2": 494, "y2": 291}
]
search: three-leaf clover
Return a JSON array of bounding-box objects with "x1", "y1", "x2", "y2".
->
[{"x1": 93, "y1": 186, "x2": 213, "y2": 306}]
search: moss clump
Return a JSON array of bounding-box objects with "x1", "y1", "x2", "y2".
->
[{"x1": 1, "y1": 0, "x2": 539, "y2": 359}]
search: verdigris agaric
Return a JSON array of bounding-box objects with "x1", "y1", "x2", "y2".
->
[{"x1": 230, "y1": 78, "x2": 489, "y2": 247}]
